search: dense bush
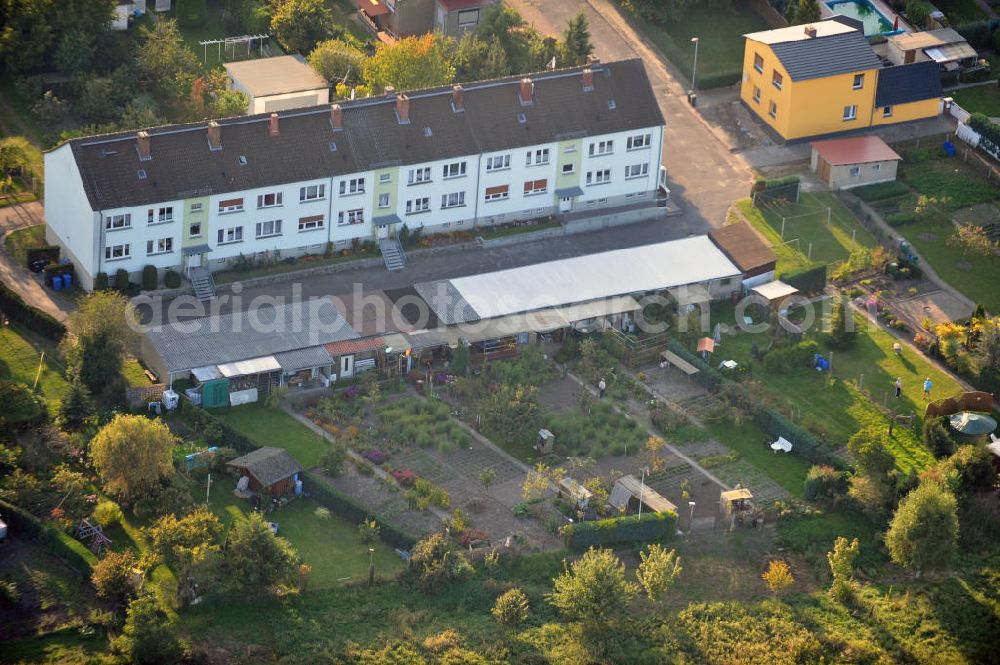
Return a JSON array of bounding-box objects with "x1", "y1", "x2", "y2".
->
[
  {"x1": 886, "y1": 211, "x2": 917, "y2": 226},
  {"x1": 405, "y1": 532, "x2": 470, "y2": 593},
  {"x1": 762, "y1": 340, "x2": 818, "y2": 373},
  {"x1": 853, "y1": 181, "x2": 911, "y2": 203},
  {"x1": 778, "y1": 265, "x2": 827, "y2": 294},
  {"x1": 113, "y1": 268, "x2": 129, "y2": 292},
  {"x1": 562, "y1": 511, "x2": 677, "y2": 551},
  {"x1": 969, "y1": 112, "x2": 1000, "y2": 157},
  {"x1": 803, "y1": 465, "x2": 848, "y2": 502},
  {"x1": 923, "y1": 416, "x2": 956, "y2": 459},
  {"x1": 141, "y1": 265, "x2": 157, "y2": 291},
  {"x1": 0, "y1": 280, "x2": 66, "y2": 340},
  {"x1": 956, "y1": 19, "x2": 1000, "y2": 48},
  {"x1": 94, "y1": 271, "x2": 109, "y2": 291},
  {"x1": 163, "y1": 270, "x2": 181, "y2": 289}
]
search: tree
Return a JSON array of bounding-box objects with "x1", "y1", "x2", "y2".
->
[
  {"x1": 787, "y1": 0, "x2": 821, "y2": 24},
  {"x1": 406, "y1": 531, "x2": 469, "y2": 593},
  {"x1": 0, "y1": 0, "x2": 114, "y2": 73},
  {"x1": 450, "y1": 342, "x2": 470, "y2": 377},
  {"x1": 906, "y1": 0, "x2": 932, "y2": 29},
  {"x1": 475, "y1": 4, "x2": 543, "y2": 74},
  {"x1": 847, "y1": 427, "x2": 894, "y2": 479},
  {"x1": 885, "y1": 481, "x2": 958, "y2": 573},
  {"x1": 492, "y1": 587, "x2": 529, "y2": 627},
  {"x1": 309, "y1": 38, "x2": 367, "y2": 86},
  {"x1": 212, "y1": 89, "x2": 249, "y2": 118},
  {"x1": 827, "y1": 299, "x2": 856, "y2": 349},
  {"x1": 58, "y1": 381, "x2": 94, "y2": 432},
  {"x1": 77, "y1": 76, "x2": 120, "y2": 124},
  {"x1": 0, "y1": 380, "x2": 45, "y2": 427},
  {"x1": 948, "y1": 223, "x2": 998, "y2": 257},
  {"x1": 135, "y1": 18, "x2": 200, "y2": 113},
  {"x1": 365, "y1": 34, "x2": 455, "y2": 93},
  {"x1": 848, "y1": 473, "x2": 895, "y2": 523},
  {"x1": 113, "y1": 591, "x2": 182, "y2": 664},
  {"x1": 761, "y1": 560, "x2": 794, "y2": 594},
  {"x1": 92, "y1": 549, "x2": 139, "y2": 605},
  {"x1": 224, "y1": 513, "x2": 299, "y2": 595},
  {"x1": 561, "y1": 11, "x2": 593, "y2": 66},
  {"x1": 90, "y1": 414, "x2": 176, "y2": 504},
  {"x1": 271, "y1": 0, "x2": 333, "y2": 54},
  {"x1": 451, "y1": 33, "x2": 509, "y2": 82},
  {"x1": 547, "y1": 547, "x2": 637, "y2": 629},
  {"x1": 635, "y1": 544, "x2": 682, "y2": 605},
  {"x1": 62, "y1": 290, "x2": 138, "y2": 403},
  {"x1": 148, "y1": 507, "x2": 223, "y2": 567},
  {"x1": 923, "y1": 416, "x2": 955, "y2": 459},
  {"x1": 973, "y1": 324, "x2": 1000, "y2": 395},
  {"x1": 827, "y1": 536, "x2": 860, "y2": 602},
  {"x1": 175, "y1": 0, "x2": 207, "y2": 27},
  {"x1": 0, "y1": 137, "x2": 36, "y2": 177},
  {"x1": 478, "y1": 466, "x2": 497, "y2": 491}
]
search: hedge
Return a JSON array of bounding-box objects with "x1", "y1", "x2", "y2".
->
[
  {"x1": 0, "y1": 498, "x2": 96, "y2": 576},
  {"x1": 852, "y1": 181, "x2": 911, "y2": 203},
  {"x1": 141, "y1": 265, "x2": 158, "y2": 291},
  {"x1": 562, "y1": 511, "x2": 677, "y2": 551},
  {"x1": 969, "y1": 113, "x2": 1000, "y2": 158},
  {"x1": 955, "y1": 19, "x2": 1000, "y2": 48},
  {"x1": 305, "y1": 471, "x2": 417, "y2": 550},
  {"x1": 778, "y1": 264, "x2": 827, "y2": 294},
  {"x1": 176, "y1": 401, "x2": 256, "y2": 453},
  {"x1": 0, "y1": 278, "x2": 66, "y2": 341}
]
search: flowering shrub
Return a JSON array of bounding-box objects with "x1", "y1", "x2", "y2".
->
[
  {"x1": 391, "y1": 467, "x2": 418, "y2": 487},
  {"x1": 343, "y1": 385, "x2": 361, "y2": 399},
  {"x1": 362, "y1": 449, "x2": 388, "y2": 465},
  {"x1": 461, "y1": 528, "x2": 489, "y2": 548}
]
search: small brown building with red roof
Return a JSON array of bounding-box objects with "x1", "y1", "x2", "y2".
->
[
  {"x1": 708, "y1": 221, "x2": 777, "y2": 290},
  {"x1": 810, "y1": 135, "x2": 902, "y2": 190}
]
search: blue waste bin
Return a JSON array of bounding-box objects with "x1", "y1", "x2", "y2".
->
[
  {"x1": 943, "y1": 141, "x2": 956, "y2": 157},
  {"x1": 62, "y1": 273, "x2": 72, "y2": 289},
  {"x1": 51, "y1": 275, "x2": 62, "y2": 291}
]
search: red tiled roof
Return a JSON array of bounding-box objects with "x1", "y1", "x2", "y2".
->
[
  {"x1": 358, "y1": 0, "x2": 390, "y2": 16},
  {"x1": 324, "y1": 336, "x2": 386, "y2": 357},
  {"x1": 437, "y1": 0, "x2": 494, "y2": 11},
  {"x1": 810, "y1": 135, "x2": 902, "y2": 166}
]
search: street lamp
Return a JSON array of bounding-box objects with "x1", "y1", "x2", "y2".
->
[{"x1": 690, "y1": 37, "x2": 700, "y2": 93}]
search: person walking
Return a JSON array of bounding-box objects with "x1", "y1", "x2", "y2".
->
[
  {"x1": 598, "y1": 378, "x2": 607, "y2": 398},
  {"x1": 894, "y1": 377, "x2": 902, "y2": 399},
  {"x1": 923, "y1": 377, "x2": 932, "y2": 399}
]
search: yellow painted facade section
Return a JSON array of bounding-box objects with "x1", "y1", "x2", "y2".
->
[{"x1": 741, "y1": 38, "x2": 937, "y2": 141}]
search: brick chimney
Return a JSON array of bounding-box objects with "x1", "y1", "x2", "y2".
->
[
  {"x1": 207, "y1": 121, "x2": 221, "y2": 150},
  {"x1": 804, "y1": 25, "x2": 817, "y2": 38},
  {"x1": 396, "y1": 94, "x2": 410, "y2": 124},
  {"x1": 384, "y1": 85, "x2": 395, "y2": 97},
  {"x1": 581, "y1": 68, "x2": 594, "y2": 92},
  {"x1": 331, "y1": 104, "x2": 343, "y2": 130},
  {"x1": 268, "y1": 113, "x2": 279, "y2": 137},
  {"x1": 518, "y1": 78, "x2": 534, "y2": 106},
  {"x1": 452, "y1": 84, "x2": 464, "y2": 112},
  {"x1": 136, "y1": 131, "x2": 151, "y2": 160}
]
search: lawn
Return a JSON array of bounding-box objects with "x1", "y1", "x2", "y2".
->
[
  {"x1": 932, "y1": 0, "x2": 988, "y2": 23},
  {"x1": 210, "y1": 402, "x2": 330, "y2": 468},
  {"x1": 204, "y1": 492, "x2": 405, "y2": 589},
  {"x1": 3, "y1": 224, "x2": 47, "y2": 266},
  {"x1": 898, "y1": 149, "x2": 1000, "y2": 209},
  {"x1": 735, "y1": 192, "x2": 877, "y2": 274},
  {"x1": 0, "y1": 325, "x2": 71, "y2": 408},
  {"x1": 950, "y1": 84, "x2": 1000, "y2": 117},
  {"x1": 618, "y1": 1, "x2": 767, "y2": 88},
  {"x1": 703, "y1": 418, "x2": 811, "y2": 498}
]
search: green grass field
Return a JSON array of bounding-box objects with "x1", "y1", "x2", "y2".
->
[
  {"x1": 3, "y1": 224, "x2": 47, "y2": 266},
  {"x1": 619, "y1": 2, "x2": 766, "y2": 87},
  {"x1": 0, "y1": 325, "x2": 71, "y2": 408},
  {"x1": 209, "y1": 402, "x2": 330, "y2": 468},
  {"x1": 950, "y1": 85, "x2": 1000, "y2": 117},
  {"x1": 703, "y1": 419, "x2": 811, "y2": 498},
  {"x1": 932, "y1": 0, "x2": 988, "y2": 23}
]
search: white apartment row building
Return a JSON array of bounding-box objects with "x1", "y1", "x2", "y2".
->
[{"x1": 43, "y1": 59, "x2": 666, "y2": 290}]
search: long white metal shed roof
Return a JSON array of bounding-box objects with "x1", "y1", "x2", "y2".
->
[{"x1": 443, "y1": 236, "x2": 740, "y2": 321}]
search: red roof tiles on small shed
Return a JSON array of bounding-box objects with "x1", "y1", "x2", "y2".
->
[
  {"x1": 810, "y1": 136, "x2": 902, "y2": 166},
  {"x1": 324, "y1": 336, "x2": 386, "y2": 357}
]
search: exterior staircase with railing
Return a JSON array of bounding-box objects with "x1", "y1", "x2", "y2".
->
[
  {"x1": 188, "y1": 267, "x2": 216, "y2": 301},
  {"x1": 379, "y1": 238, "x2": 406, "y2": 272}
]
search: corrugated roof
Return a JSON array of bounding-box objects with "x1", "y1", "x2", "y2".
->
[
  {"x1": 875, "y1": 61, "x2": 942, "y2": 107},
  {"x1": 924, "y1": 42, "x2": 977, "y2": 64},
  {"x1": 610, "y1": 474, "x2": 677, "y2": 514},
  {"x1": 766, "y1": 32, "x2": 882, "y2": 81},
  {"x1": 223, "y1": 55, "x2": 328, "y2": 98},
  {"x1": 61, "y1": 59, "x2": 663, "y2": 210},
  {"x1": 752, "y1": 280, "x2": 799, "y2": 302},
  {"x1": 274, "y1": 346, "x2": 334, "y2": 371},
  {"x1": 227, "y1": 447, "x2": 303, "y2": 487},
  {"x1": 419, "y1": 236, "x2": 740, "y2": 324},
  {"x1": 889, "y1": 27, "x2": 967, "y2": 51},
  {"x1": 324, "y1": 336, "x2": 386, "y2": 356},
  {"x1": 810, "y1": 135, "x2": 902, "y2": 165},
  {"x1": 709, "y1": 221, "x2": 776, "y2": 273},
  {"x1": 217, "y1": 355, "x2": 281, "y2": 377},
  {"x1": 145, "y1": 301, "x2": 358, "y2": 373}
]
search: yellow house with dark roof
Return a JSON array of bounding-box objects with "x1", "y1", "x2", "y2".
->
[{"x1": 741, "y1": 19, "x2": 942, "y2": 141}]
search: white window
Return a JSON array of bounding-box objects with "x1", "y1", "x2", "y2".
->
[
  {"x1": 586, "y1": 169, "x2": 611, "y2": 185},
  {"x1": 843, "y1": 105, "x2": 857, "y2": 121},
  {"x1": 146, "y1": 237, "x2": 173, "y2": 255},
  {"x1": 147, "y1": 206, "x2": 173, "y2": 224},
  {"x1": 406, "y1": 197, "x2": 430, "y2": 214},
  {"x1": 339, "y1": 178, "x2": 365, "y2": 195},
  {"x1": 337, "y1": 209, "x2": 364, "y2": 226},
  {"x1": 218, "y1": 198, "x2": 244, "y2": 214},
  {"x1": 443, "y1": 161, "x2": 467, "y2": 178},
  {"x1": 849, "y1": 166, "x2": 861, "y2": 177},
  {"x1": 105, "y1": 213, "x2": 131, "y2": 230},
  {"x1": 189, "y1": 222, "x2": 202, "y2": 237},
  {"x1": 298, "y1": 215, "x2": 324, "y2": 231},
  {"x1": 299, "y1": 184, "x2": 326, "y2": 201},
  {"x1": 853, "y1": 73, "x2": 864, "y2": 90},
  {"x1": 378, "y1": 193, "x2": 390, "y2": 208},
  {"x1": 562, "y1": 163, "x2": 574, "y2": 174},
  {"x1": 189, "y1": 202, "x2": 203, "y2": 213},
  {"x1": 883, "y1": 105, "x2": 893, "y2": 117},
  {"x1": 588, "y1": 140, "x2": 613, "y2": 156},
  {"x1": 625, "y1": 163, "x2": 649, "y2": 179},
  {"x1": 408, "y1": 167, "x2": 431, "y2": 185},
  {"x1": 484, "y1": 185, "x2": 509, "y2": 201},
  {"x1": 772, "y1": 70, "x2": 783, "y2": 90},
  {"x1": 486, "y1": 154, "x2": 510, "y2": 171},
  {"x1": 769, "y1": 101, "x2": 777, "y2": 118},
  {"x1": 255, "y1": 219, "x2": 282, "y2": 238},
  {"x1": 526, "y1": 148, "x2": 550, "y2": 166},
  {"x1": 256, "y1": 192, "x2": 283, "y2": 208},
  {"x1": 379, "y1": 173, "x2": 392, "y2": 183},
  {"x1": 441, "y1": 191, "x2": 466, "y2": 208},
  {"x1": 753, "y1": 53, "x2": 764, "y2": 74},
  {"x1": 872, "y1": 163, "x2": 882, "y2": 173},
  {"x1": 627, "y1": 133, "x2": 651, "y2": 150},
  {"x1": 523, "y1": 179, "x2": 547, "y2": 195},
  {"x1": 217, "y1": 226, "x2": 243, "y2": 244},
  {"x1": 104, "y1": 243, "x2": 131, "y2": 260},
  {"x1": 753, "y1": 86, "x2": 761, "y2": 103}
]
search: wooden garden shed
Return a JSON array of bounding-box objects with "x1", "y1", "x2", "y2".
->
[{"x1": 227, "y1": 447, "x2": 303, "y2": 497}]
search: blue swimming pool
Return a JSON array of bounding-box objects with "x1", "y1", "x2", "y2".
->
[{"x1": 826, "y1": 0, "x2": 904, "y2": 37}]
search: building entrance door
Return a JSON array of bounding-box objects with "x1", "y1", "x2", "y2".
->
[
  {"x1": 559, "y1": 196, "x2": 572, "y2": 213},
  {"x1": 340, "y1": 354, "x2": 354, "y2": 378}
]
